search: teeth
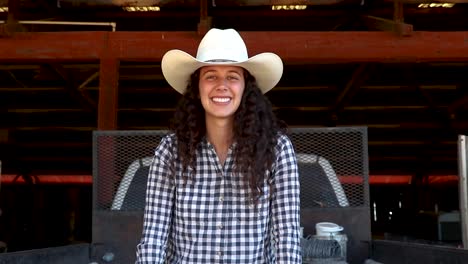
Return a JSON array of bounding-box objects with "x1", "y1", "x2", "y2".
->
[{"x1": 212, "y1": 97, "x2": 230, "y2": 103}]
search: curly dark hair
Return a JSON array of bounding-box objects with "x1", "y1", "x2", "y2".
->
[{"x1": 169, "y1": 68, "x2": 287, "y2": 200}]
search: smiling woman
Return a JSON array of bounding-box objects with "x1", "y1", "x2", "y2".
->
[
  {"x1": 198, "y1": 66, "x2": 245, "y2": 125},
  {"x1": 135, "y1": 28, "x2": 302, "y2": 264}
]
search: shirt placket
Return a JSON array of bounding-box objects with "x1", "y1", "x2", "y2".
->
[
  {"x1": 216, "y1": 166, "x2": 225, "y2": 262},
  {"x1": 207, "y1": 143, "x2": 227, "y2": 263}
]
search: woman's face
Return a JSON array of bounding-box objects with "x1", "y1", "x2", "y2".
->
[{"x1": 198, "y1": 65, "x2": 245, "y2": 122}]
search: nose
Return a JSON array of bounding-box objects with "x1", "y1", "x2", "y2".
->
[{"x1": 215, "y1": 78, "x2": 228, "y2": 91}]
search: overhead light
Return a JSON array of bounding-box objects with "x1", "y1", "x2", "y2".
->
[
  {"x1": 0, "y1": 7, "x2": 8, "y2": 12},
  {"x1": 122, "y1": 6, "x2": 160, "y2": 12},
  {"x1": 272, "y1": 5, "x2": 307, "y2": 11},
  {"x1": 418, "y1": 3, "x2": 455, "y2": 8}
]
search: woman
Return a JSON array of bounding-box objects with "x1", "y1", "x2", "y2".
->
[{"x1": 136, "y1": 28, "x2": 301, "y2": 263}]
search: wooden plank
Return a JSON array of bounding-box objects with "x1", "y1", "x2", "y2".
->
[
  {"x1": 0, "y1": 31, "x2": 468, "y2": 62},
  {"x1": 0, "y1": 32, "x2": 106, "y2": 61},
  {"x1": 363, "y1": 15, "x2": 413, "y2": 36},
  {"x1": 97, "y1": 57, "x2": 119, "y2": 129},
  {"x1": 109, "y1": 31, "x2": 468, "y2": 62}
]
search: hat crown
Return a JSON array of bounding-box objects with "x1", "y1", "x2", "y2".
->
[
  {"x1": 161, "y1": 27, "x2": 283, "y2": 94},
  {"x1": 196, "y1": 28, "x2": 249, "y2": 63}
]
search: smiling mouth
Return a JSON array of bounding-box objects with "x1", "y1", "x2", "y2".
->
[{"x1": 211, "y1": 97, "x2": 231, "y2": 103}]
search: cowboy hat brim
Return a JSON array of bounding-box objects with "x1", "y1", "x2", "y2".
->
[{"x1": 161, "y1": 49, "x2": 283, "y2": 94}]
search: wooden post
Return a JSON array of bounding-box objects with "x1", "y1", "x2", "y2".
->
[{"x1": 96, "y1": 37, "x2": 120, "y2": 209}]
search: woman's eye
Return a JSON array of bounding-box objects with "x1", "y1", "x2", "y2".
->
[{"x1": 228, "y1": 76, "x2": 239, "y2": 80}]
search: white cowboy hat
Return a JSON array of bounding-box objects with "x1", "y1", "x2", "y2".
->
[{"x1": 161, "y1": 28, "x2": 283, "y2": 94}]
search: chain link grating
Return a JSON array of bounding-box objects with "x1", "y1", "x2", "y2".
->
[
  {"x1": 93, "y1": 130, "x2": 168, "y2": 211},
  {"x1": 93, "y1": 127, "x2": 369, "y2": 211}
]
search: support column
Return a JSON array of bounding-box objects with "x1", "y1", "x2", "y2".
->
[
  {"x1": 95, "y1": 38, "x2": 120, "y2": 210},
  {"x1": 97, "y1": 55, "x2": 119, "y2": 130},
  {"x1": 197, "y1": 0, "x2": 212, "y2": 35}
]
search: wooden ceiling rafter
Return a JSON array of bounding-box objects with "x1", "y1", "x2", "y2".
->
[
  {"x1": 3, "y1": 69, "x2": 27, "y2": 88},
  {"x1": 401, "y1": 65, "x2": 458, "y2": 168},
  {"x1": 78, "y1": 71, "x2": 99, "y2": 93},
  {"x1": 329, "y1": 64, "x2": 373, "y2": 125},
  {"x1": 402, "y1": 64, "x2": 440, "y2": 109},
  {"x1": 1, "y1": 31, "x2": 468, "y2": 62},
  {"x1": 46, "y1": 63, "x2": 97, "y2": 111},
  {"x1": 363, "y1": 0, "x2": 413, "y2": 36},
  {"x1": 0, "y1": 0, "x2": 466, "y2": 34},
  {"x1": 449, "y1": 98, "x2": 468, "y2": 115},
  {"x1": 0, "y1": 0, "x2": 27, "y2": 36},
  {"x1": 197, "y1": 0, "x2": 212, "y2": 35},
  {"x1": 447, "y1": 86, "x2": 468, "y2": 118}
]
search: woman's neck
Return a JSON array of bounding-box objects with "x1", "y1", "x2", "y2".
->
[{"x1": 205, "y1": 117, "x2": 234, "y2": 165}]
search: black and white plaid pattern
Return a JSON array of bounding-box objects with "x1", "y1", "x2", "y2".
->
[{"x1": 136, "y1": 133, "x2": 301, "y2": 263}]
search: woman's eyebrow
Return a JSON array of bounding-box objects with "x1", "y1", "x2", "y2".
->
[
  {"x1": 201, "y1": 70, "x2": 216, "y2": 76},
  {"x1": 227, "y1": 70, "x2": 242, "y2": 75}
]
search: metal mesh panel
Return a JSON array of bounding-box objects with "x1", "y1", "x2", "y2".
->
[
  {"x1": 289, "y1": 127, "x2": 369, "y2": 208},
  {"x1": 92, "y1": 130, "x2": 168, "y2": 211},
  {"x1": 91, "y1": 127, "x2": 370, "y2": 264},
  {"x1": 92, "y1": 127, "x2": 369, "y2": 211}
]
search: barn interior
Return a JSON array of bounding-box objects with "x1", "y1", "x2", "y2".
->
[{"x1": 0, "y1": 0, "x2": 467, "y2": 257}]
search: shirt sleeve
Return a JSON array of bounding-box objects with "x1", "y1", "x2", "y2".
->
[
  {"x1": 270, "y1": 134, "x2": 302, "y2": 263},
  {"x1": 135, "y1": 135, "x2": 176, "y2": 264}
]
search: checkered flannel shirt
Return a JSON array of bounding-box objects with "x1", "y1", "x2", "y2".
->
[{"x1": 136, "y1": 133, "x2": 301, "y2": 263}]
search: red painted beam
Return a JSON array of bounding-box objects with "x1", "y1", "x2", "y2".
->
[
  {"x1": 107, "y1": 31, "x2": 199, "y2": 61},
  {"x1": 108, "y1": 31, "x2": 468, "y2": 62},
  {"x1": 1, "y1": 174, "x2": 92, "y2": 184},
  {"x1": 235, "y1": 31, "x2": 468, "y2": 63},
  {"x1": 1, "y1": 174, "x2": 459, "y2": 185},
  {"x1": 0, "y1": 31, "x2": 468, "y2": 62},
  {"x1": 0, "y1": 32, "x2": 106, "y2": 61}
]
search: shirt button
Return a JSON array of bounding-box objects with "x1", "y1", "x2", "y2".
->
[
  {"x1": 218, "y1": 224, "x2": 223, "y2": 229},
  {"x1": 219, "y1": 196, "x2": 224, "y2": 202},
  {"x1": 217, "y1": 251, "x2": 223, "y2": 256}
]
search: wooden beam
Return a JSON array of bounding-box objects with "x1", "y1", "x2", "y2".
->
[
  {"x1": 328, "y1": 64, "x2": 371, "y2": 125},
  {"x1": 47, "y1": 63, "x2": 97, "y2": 111},
  {"x1": 363, "y1": 0, "x2": 413, "y2": 36},
  {"x1": 0, "y1": 32, "x2": 105, "y2": 60},
  {"x1": 3, "y1": 70, "x2": 27, "y2": 87},
  {"x1": 0, "y1": 31, "x2": 468, "y2": 62},
  {"x1": 0, "y1": 0, "x2": 26, "y2": 37},
  {"x1": 78, "y1": 71, "x2": 99, "y2": 91},
  {"x1": 332, "y1": 64, "x2": 370, "y2": 113},
  {"x1": 109, "y1": 31, "x2": 468, "y2": 62},
  {"x1": 363, "y1": 16, "x2": 413, "y2": 36},
  {"x1": 97, "y1": 31, "x2": 119, "y2": 130},
  {"x1": 448, "y1": 93, "x2": 468, "y2": 117},
  {"x1": 197, "y1": 0, "x2": 212, "y2": 36},
  {"x1": 97, "y1": 57, "x2": 119, "y2": 130}
]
